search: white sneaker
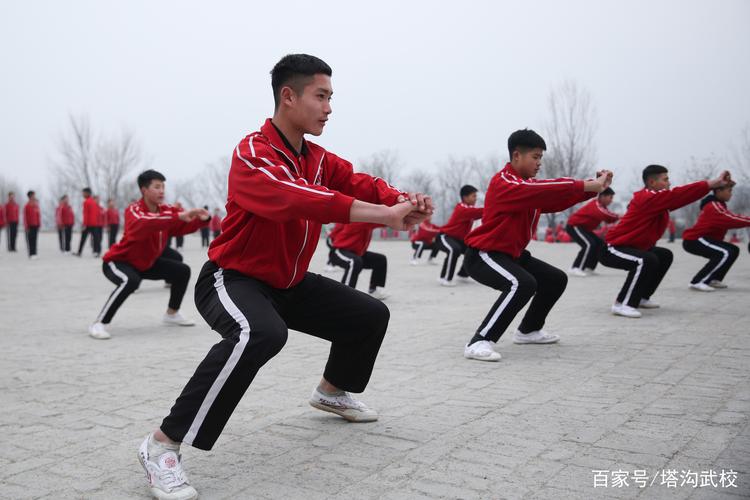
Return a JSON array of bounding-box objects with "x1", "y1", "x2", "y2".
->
[
  {"x1": 639, "y1": 298, "x2": 660, "y2": 309},
  {"x1": 138, "y1": 435, "x2": 198, "y2": 500},
  {"x1": 163, "y1": 312, "x2": 195, "y2": 326},
  {"x1": 369, "y1": 287, "x2": 388, "y2": 300},
  {"x1": 568, "y1": 267, "x2": 587, "y2": 277},
  {"x1": 512, "y1": 329, "x2": 560, "y2": 344},
  {"x1": 309, "y1": 388, "x2": 378, "y2": 422},
  {"x1": 464, "y1": 340, "x2": 502, "y2": 361},
  {"x1": 584, "y1": 268, "x2": 598, "y2": 276},
  {"x1": 611, "y1": 303, "x2": 642, "y2": 318},
  {"x1": 409, "y1": 258, "x2": 420, "y2": 266},
  {"x1": 689, "y1": 283, "x2": 715, "y2": 292},
  {"x1": 426, "y1": 258, "x2": 438, "y2": 266},
  {"x1": 457, "y1": 276, "x2": 472, "y2": 283},
  {"x1": 708, "y1": 280, "x2": 728, "y2": 289},
  {"x1": 322, "y1": 264, "x2": 337, "y2": 273},
  {"x1": 89, "y1": 322, "x2": 111, "y2": 340},
  {"x1": 439, "y1": 278, "x2": 456, "y2": 287}
]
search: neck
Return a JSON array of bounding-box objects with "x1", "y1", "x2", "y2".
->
[
  {"x1": 509, "y1": 162, "x2": 528, "y2": 179},
  {"x1": 143, "y1": 197, "x2": 158, "y2": 213},
  {"x1": 271, "y1": 114, "x2": 304, "y2": 154}
]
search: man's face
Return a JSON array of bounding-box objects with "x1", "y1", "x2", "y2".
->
[
  {"x1": 716, "y1": 186, "x2": 733, "y2": 202},
  {"x1": 9, "y1": 193, "x2": 15, "y2": 202},
  {"x1": 647, "y1": 173, "x2": 670, "y2": 191},
  {"x1": 462, "y1": 192, "x2": 478, "y2": 206},
  {"x1": 599, "y1": 194, "x2": 614, "y2": 207},
  {"x1": 513, "y1": 148, "x2": 544, "y2": 178},
  {"x1": 141, "y1": 180, "x2": 165, "y2": 205},
  {"x1": 62, "y1": 196, "x2": 69, "y2": 205},
  {"x1": 286, "y1": 74, "x2": 332, "y2": 137}
]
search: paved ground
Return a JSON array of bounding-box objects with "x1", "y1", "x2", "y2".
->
[{"x1": 1, "y1": 233, "x2": 748, "y2": 500}]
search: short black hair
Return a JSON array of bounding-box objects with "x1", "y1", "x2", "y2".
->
[
  {"x1": 137, "y1": 169, "x2": 166, "y2": 189},
  {"x1": 460, "y1": 185, "x2": 478, "y2": 198},
  {"x1": 508, "y1": 129, "x2": 547, "y2": 159},
  {"x1": 700, "y1": 194, "x2": 718, "y2": 209},
  {"x1": 60, "y1": 194, "x2": 68, "y2": 201},
  {"x1": 642, "y1": 164, "x2": 668, "y2": 185},
  {"x1": 27, "y1": 190, "x2": 35, "y2": 198},
  {"x1": 599, "y1": 187, "x2": 615, "y2": 197},
  {"x1": 82, "y1": 187, "x2": 92, "y2": 195},
  {"x1": 203, "y1": 205, "x2": 209, "y2": 210},
  {"x1": 271, "y1": 54, "x2": 332, "y2": 110}
]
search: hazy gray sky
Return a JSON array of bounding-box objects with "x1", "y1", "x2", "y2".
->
[{"x1": 1, "y1": 0, "x2": 749, "y2": 197}]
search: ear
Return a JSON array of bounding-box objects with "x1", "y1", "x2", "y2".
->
[{"x1": 280, "y1": 86, "x2": 297, "y2": 107}]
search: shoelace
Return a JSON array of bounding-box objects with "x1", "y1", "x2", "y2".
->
[
  {"x1": 337, "y1": 392, "x2": 365, "y2": 409},
  {"x1": 159, "y1": 465, "x2": 188, "y2": 490}
]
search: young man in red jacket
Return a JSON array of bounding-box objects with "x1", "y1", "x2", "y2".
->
[
  {"x1": 55, "y1": 195, "x2": 75, "y2": 253},
  {"x1": 601, "y1": 164, "x2": 732, "y2": 318},
  {"x1": 77, "y1": 187, "x2": 101, "y2": 257},
  {"x1": 410, "y1": 216, "x2": 441, "y2": 265},
  {"x1": 24, "y1": 190, "x2": 41, "y2": 259},
  {"x1": 89, "y1": 170, "x2": 210, "y2": 340},
  {"x1": 462, "y1": 129, "x2": 612, "y2": 362},
  {"x1": 565, "y1": 187, "x2": 619, "y2": 276},
  {"x1": 436, "y1": 185, "x2": 483, "y2": 286},
  {"x1": 682, "y1": 182, "x2": 749, "y2": 291},
  {"x1": 329, "y1": 222, "x2": 388, "y2": 299},
  {"x1": 106, "y1": 198, "x2": 120, "y2": 248},
  {"x1": 0, "y1": 202, "x2": 5, "y2": 251},
  {"x1": 5, "y1": 191, "x2": 19, "y2": 252},
  {"x1": 137, "y1": 54, "x2": 431, "y2": 500}
]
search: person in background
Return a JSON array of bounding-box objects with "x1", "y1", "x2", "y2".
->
[
  {"x1": 209, "y1": 208, "x2": 222, "y2": 240},
  {"x1": 199, "y1": 205, "x2": 210, "y2": 247},
  {"x1": 24, "y1": 190, "x2": 41, "y2": 259},
  {"x1": 106, "y1": 198, "x2": 120, "y2": 248},
  {"x1": 5, "y1": 191, "x2": 19, "y2": 252}
]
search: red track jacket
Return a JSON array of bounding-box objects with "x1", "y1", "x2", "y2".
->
[
  {"x1": 104, "y1": 199, "x2": 207, "y2": 271},
  {"x1": 5, "y1": 201, "x2": 19, "y2": 223},
  {"x1": 208, "y1": 119, "x2": 405, "y2": 289},
  {"x1": 330, "y1": 222, "x2": 382, "y2": 256},
  {"x1": 24, "y1": 202, "x2": 41, "y2": 228},
  {"x1": 411, "y1": 221, "x2": 441, "y2": 243},
  {"x1": 82, "y1": 197, "x2": 99, "y2": 227},
  {"x1": 567, "y1": 198, "x2": 619, "y2": 231},
  {"x1": 606, "y1": 181, "x2": 709, "y2": 250},
  {"x1": 465, "y1": 163, "x2": 595, "y2": 258},
  {"x1": 106, "y1": 207, "x2": 120, "y2": 225},
  {"x1": 0, "y1": 205, "x2": 4, "y2": 227},
  {"x1": 441, "y1": 203, "x2": 483, "y2": 240},
  {"x1": 682, "y1": 200, "x2": 750, "y2": 241}
]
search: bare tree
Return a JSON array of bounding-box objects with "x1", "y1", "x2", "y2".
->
[
  {"x1": 728, "y1": 126, "x2": 750, "y2": 219},
  {"x1": 173, "y1": 156, "x2": 230, "y2": 210},
  {"x1": 673, "y1": 155, "x2": 718, "y2": 228},
  {"x1": 0, "y1": 174, "x2": 21, "y2": 201},
  {"x1": 542, "y1": 80, "x2": 599, "y2": 226},
  {"x1": 358, "y1": 150, "x2": 401, "y2": 186},
  {"x1": 400, "y1": 168, "x2": 434, "y2": 196},
  {"x1": 434, "y1": 156, "x2": 476, "y2": 224}
]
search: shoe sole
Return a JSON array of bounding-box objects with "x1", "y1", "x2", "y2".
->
[
  {"x1": 611, "y1": 311, "x2": 641, "y2": 318},
  {"x1": 163, "y1": 322, "x2": 196, "y2": 327},
  {"x1": 513, "y1": 338, "x2": 560, "y2": 344},
  {"x1": 463, "y1": 353, "x2": 501, "y2": 362},
  {"x1": 689, "y1": 287, "x2": 715, "y2": 292},
  {"x1": 309, "y1": 400, "x2": 378, "y2": 422},
  {"x1": 89, "y1": 332, "x2": 110, "y2": 340}
]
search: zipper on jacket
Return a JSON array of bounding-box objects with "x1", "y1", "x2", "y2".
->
[{"x1": 286, "y1": 221, "x2": 309, "y2": 288}]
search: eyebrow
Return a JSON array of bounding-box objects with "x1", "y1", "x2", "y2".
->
[{"x1": 316, "y1": 88, "x2": 333, "y2": 96}]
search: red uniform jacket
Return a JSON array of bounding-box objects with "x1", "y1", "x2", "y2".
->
[
  {"x1": 61, "y1": 205, "x2": 75, "y2": 225},
  {"x1": 207, "y1": 119, "x2": 405, "y2": 289},
  {"x1": 465, "y1": 163, "x2": 595, "y2": 258},
  {"x1": 0, "y1": 205, "x2": 4, "y2": 227},
  {"x1": 682, "y1": 200, "x2": 750, "y2": 242},
  {"x1": 441, "y1": 203, "x2": 483, "y2": 240},
  {"x1": 606, "y1": 181, "x2": 709, "y2": 250},
  {"x1": 55, "y1": 205, "x2": 63, "y2": 226},
  {"x1": 103, "y1": 199, "x2": 208, "y2": 271},
  {"x1": 96, "y1": 206, "x2": 105, "y2": 227},
  {"x1": 209, "y1": 215, "x2": 222, "y2": 232},
  {"x1": 410, "y1": 221, "x2": 441, "y2": 243},
  {"x1": 82, "y1": 197, "x2": 99, "y2": 227},
  {"x1": 5, "y1": 201, "x2": 19, "y2": 223},
  {"x1": 330, "y1": 222, "x2": 383, "y2": 256},
  {"x1": 106, "y1": 207, "x2": 120, "y2": 225},
  {"x1": 24, "y1": 202, "x2": 41, "y2": 228},
  {"x1": 567, "y1": 198, "x2": 620, "y2": 231}
]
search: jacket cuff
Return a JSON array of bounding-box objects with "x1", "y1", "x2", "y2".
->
[{"x1": 329, "y1": 192, "x2": 355, "y2": 223}]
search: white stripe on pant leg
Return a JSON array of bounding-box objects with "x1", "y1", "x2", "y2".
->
[
  {"x1": 697, "y1": 238, "x2": 729, "y2": 284},
  {"x1": 95, "y1": 262, "x2": 130, "y2": 323},
  {"x1": 573, "y1": 227, "x2": 592, "y2": 269},
  {"x1": 607, "y1": 246, "x2": 643, "y2": 305},
  {"x1": 335, "y1": 249, "x2": 356, "y2": 286},
  {"x1": 477, "y1": 251, "x2": 519, "y2": 337},
  {"x1": 415, "y1": 241, "x2": 424, "y2": 258},
  {"x1": 440, "y1": 234, "x2": 454, "y2": 280},
  {"x1": 183, "y1": 268, "x2": 251, "y2": 446}
]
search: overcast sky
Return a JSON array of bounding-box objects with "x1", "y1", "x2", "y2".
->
[{"x1": 1, "y1": 0, "x2": 749, "y2": 199}]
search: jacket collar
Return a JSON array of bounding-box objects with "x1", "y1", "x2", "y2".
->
[{"x1": 261, "y1": 118, "x2": 309, "y2": 174}]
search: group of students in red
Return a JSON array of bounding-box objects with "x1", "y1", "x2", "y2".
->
[
  {"x1": 55, "y1": 54, "x2": 746, "y2": 500},
  {"x1": 73, "y1": 188, "x2": 121, "y2": 257},
  {"x1": 0, "y1": 190, "x2": 41, "y2": 258}
]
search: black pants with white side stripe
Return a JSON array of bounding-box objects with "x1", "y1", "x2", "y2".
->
[
  {"x1": 464, "y1": 248, "x2": 568, "y2": 342},
  {"x1": 411, "y1": 241, "x2": 439, "y2": 259},
  {"x1": 25, "y1": 226, "x2": 39, "y2": 256},
  {"x1": 160, "y1": 261, "x2": 390, "y2": 450},
  {"x1": 436, "y1": 233, "x2": 469, "y2": 281},
  {"x1": 682, "y1": 238, "x2": 739, "y2": 285},
  {"x1": 330, "y1": 248, "x2": 387, "y2": 291},
  {"x1": 599, "y1": 245, "x2": 673, "y2": 308},
  {"x1": 108, "y1": 224, "x2": 119, "y2": 248},
  {"x1": 7, "y1": 222, "x2": 18, "y2": 251},
  {"x1": 95, "y1": 247, "x2": 190, "y2": 324},
  {"x1": 566, "y1": 225, "x2": 604, "y2": 270}
]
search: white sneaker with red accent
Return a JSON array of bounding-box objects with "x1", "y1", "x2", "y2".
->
[
  {"x1": 138, "y1": 435, "x2": 198, "y2": 500},
  {"x1": 464, "y1": 340, "x2": 502, "y2": 361},
  {"x1": 309, "y1": 388, "x2": 378, "y2": 422},
  {"x1": 512, "y1": 329, "x2": 560, "y2": 344}
]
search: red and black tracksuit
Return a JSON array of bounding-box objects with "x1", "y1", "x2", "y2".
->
[
  {"x1": 329, "y1": 222, "x2": 386, "y2": 291},
  {"x1": 0, "y1": 204, "x2": 5, "y2": 250},
  {"x1": 5, "y1": 200, "x2": 19, "y2": 251},
  {"x1": 78, "y1": 197, "x2": 102, "y2": 255},
  {"x1": 566, "y1": 198, "x2": 619, "y2": 271},
  {"x1": 411, "y1": 221, "x2": 441, "y2": 260},
  {"x1": 24, "y1": 201, "x2": 41, "y2": 257},
  {"x1": 682, "y1": 198, "x2": 750, "y2": 285},
  {"x1": 464, "y1": 163, "x2": 595, "y2": 343},
  {"x1": 601, "y1": 181, "x2": 709, "y2": 307},
  {"x1": 56, "y1": 203, "x2": 75, "y2": 252},
  {"x1": 437, "y1": 203, "x2": 483, "y2": 281},
  {"x1": 159, "y1": 119, "x2": 405, "y2": 451},
  {"x1": 95, "y1": 199, "x2": 207, "y2": 324},
  {"x1": 106, "y1": 207, "x2": 120, "y2": 248}
]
